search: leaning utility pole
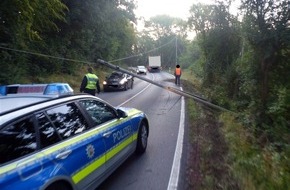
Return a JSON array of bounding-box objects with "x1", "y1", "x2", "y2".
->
[{"x1": 97, "y1": 59, "x2": 231, "y2": 112}]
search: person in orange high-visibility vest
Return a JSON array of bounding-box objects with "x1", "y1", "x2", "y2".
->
[
  {"x1": 174, "y1": 64, "x2": 182, "y2": 86},
  {"x1": 80, "y1": 67, "x2": 101, "y2": 96}
]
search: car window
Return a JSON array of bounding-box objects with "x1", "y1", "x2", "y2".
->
[
  {"x1": 36, "y1": 112, "x2": 61, "y2": 148},
  {"x1": 0, "y1": 117, "x2": 36, "y2": 164},
  {"x1": 46, "y1": 103, "x2": 89, "y2": 140},
  {"x1": 79, "y1": 100, "x2": 117, "y2": 125}
]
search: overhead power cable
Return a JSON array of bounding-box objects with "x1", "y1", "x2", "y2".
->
[
  {"x1": 0, "y1": 46, "x2": 233, "y2": 112},
  {"x1": 0, "y1": 46, "x2": 91, "y2": 65},
  {"x1": 109, "y1": 37, "x2": 176, "y2": 63}
]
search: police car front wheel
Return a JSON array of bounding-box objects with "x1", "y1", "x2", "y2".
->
[
  {"x1": 135, "y1": 121, "x2": 148, "y2": 154},
  {"x1": 46, "y1": 181, "x2": 71, "y2": 190}
]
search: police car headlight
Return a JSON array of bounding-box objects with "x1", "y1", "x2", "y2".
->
[{"x1": 103, "y1": 81, "x2": 107, "y2": 85}]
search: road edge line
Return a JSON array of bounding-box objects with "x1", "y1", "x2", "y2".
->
[{"x1": 167, "y1": 87, "x2": 185, "y2": 190}]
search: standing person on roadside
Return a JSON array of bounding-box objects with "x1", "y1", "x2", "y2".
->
[
  {"x1": 80, "y1": 67, "x2": 101, "y2": 96},
  {"x1": 174, "y1": 64, "x2": 182, "y2": 86}
]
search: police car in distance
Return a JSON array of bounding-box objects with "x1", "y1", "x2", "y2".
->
[{"x1": 0, "y1": 94, "x2": 149, "y2": 190}]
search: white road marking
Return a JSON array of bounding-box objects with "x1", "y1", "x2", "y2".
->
[
  {"x1": 167, "y1": 87, "x2": 185, "y2": 190},
  {"x1": 117, "y1": 74, "x2": 154, "y2": 107}
]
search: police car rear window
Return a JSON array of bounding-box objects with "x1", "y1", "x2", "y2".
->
[{"x1": 0, "y1": 117, "x2": 37, "y2": 164}]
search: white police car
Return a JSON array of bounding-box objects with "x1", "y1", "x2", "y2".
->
[{"x1": 0, "y1": 94, "x2": 149, "y2": 190}]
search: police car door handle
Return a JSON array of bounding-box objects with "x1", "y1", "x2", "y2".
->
[
  {"x1": 55, "y1": 150, "x2": 72, "y2": 160},
  {"x1": 103, "y1": 131, "x2": 112, "y2": 138}
]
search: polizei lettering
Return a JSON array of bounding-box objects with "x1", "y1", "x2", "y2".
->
[{"x1": 113, "y1": 125, "x2": 132, "y2": 143}]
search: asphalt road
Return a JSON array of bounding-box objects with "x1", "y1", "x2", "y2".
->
[{"x1": 97, "y1": 72, "x2": 184, "y2": 190}]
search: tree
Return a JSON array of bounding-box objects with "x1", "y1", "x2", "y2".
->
[
  {"x1": 0, "y1": 0, "x2": 67, "y2": 83},
  {"x1": 241, "y1": 0, "x2": 290, "y2": 112},
  {"x1": 137, "y1": 15, "x2": 189, "y2": 70},
  {"x1": 50, "y1": 0, "x2": 137, "y2": 64},
  {"x1": 0, "y1": 0, "x2": 66, "y2": 43},
  {"x1": 188, "y1": 2, "x2": 242, "y2": 105},
  {"x1": 0, "y1": 0, "x2": 139, "y2": 83},
  {"x1": 239, "y1": 0, "x2": 290, "y2": 142}
]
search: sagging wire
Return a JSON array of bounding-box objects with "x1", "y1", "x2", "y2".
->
[
  {"x1": 109, "y1": 37, "x2": 176, "y2": 63},
  {"x1": 0, "y1": 46, "x2": 93, "y2": 65},
  {"x1": 0, "y1": 35, "x2": 176, "y2": 65},
  {"x1": 0, "y1": 45, "x2": 233, "y2": 113}
]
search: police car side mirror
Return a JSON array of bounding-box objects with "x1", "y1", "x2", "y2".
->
[{"x1": 116, "y1": 109, "x2": 128, "y2": 118}]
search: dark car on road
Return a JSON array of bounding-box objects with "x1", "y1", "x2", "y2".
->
[
  {"x1": 103, "y1": 71, "x2": 133, "y2": 92},
  {"x1": 0, "y1": 94, "x2": 149, "y2": 190}
]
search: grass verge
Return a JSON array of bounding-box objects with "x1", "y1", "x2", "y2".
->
[
  {"x1": 182, "y1": 70, "x2": 289, "y2": 190},
  {"x1": 221, "y1": 113, "x2": 290, "y2": 190},
  {"x1": 182, "y1": 71, "x2": 239, "y2": 190}
]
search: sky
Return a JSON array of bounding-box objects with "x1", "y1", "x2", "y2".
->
[
  {"x1": 134, "y1": 0, "x2": 218, "y2": 35},
  {"x1": 134, "y1": 0, "x2": 240, "y2": 26},
  {"x1": 135, "y1": 0, "x2": 215, "y2": 20}
]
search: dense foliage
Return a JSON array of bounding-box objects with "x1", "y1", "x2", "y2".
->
[
  {"x1": 188, "y1": 0, "x2": 290, "y2": 143},
  {"x1": 133, "y1": 14, "x2": 188, "y2": 71},
  {"x1": 0, "y1": 0, "x2": 137, "y2": 83},
  {"x1": 187, "y1": 0, "x2": 290, "y2": 188}
]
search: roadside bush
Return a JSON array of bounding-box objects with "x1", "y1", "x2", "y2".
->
[{"x1": 221, "y1": 113, "x2": 290, "y2": 190}]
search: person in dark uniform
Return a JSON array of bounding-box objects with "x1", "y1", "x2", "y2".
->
[{"x1": 80, "y1": 67, "x2": 101, "y2": 96}]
